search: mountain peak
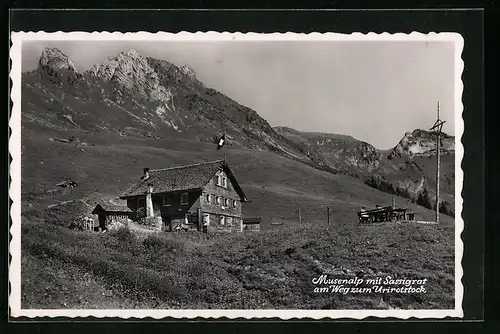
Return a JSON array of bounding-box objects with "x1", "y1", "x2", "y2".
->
[
  {"x1": 89, "y1": 48, "x2": 166, "y2": 97},
  {"x1": 38, "y1": 47, "x2": 81, "y2": 83},
  {"x1": 90, "y1": 49, "x2": 149, "y2": 80},
  {"x1": 39, "y1": 47, "x2": 78, "y2": 72},
  {"x1": 123, "y1": 49, "x2": 141, "y2": 58},
  {"x1": 180, "y1": 64, "x2": 197, "y2": 80}
]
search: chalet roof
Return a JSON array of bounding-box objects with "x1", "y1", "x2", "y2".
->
[
  {"x1": 120, "y1": 160, "x2": 248, "y2": 201},
  {"x1": 92, "y1": 202, "x2": 133, "y2": 214}
]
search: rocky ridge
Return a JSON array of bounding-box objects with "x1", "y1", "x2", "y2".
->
[
  {"x1": 389, "y1": 129, "x2": 455, "y2": 159},
  {"x1": 275, "y1": 126, "x2": 455, "y2": 203},
  {"x1": 38, "y1": 47, "x2": 82, "y2": 84},
  {"x1": 275, "y1": 126, "x2": 382, "y2": 175},
  {"x1": 23, "y1": 47, "x2": 311, "y2": 167}
]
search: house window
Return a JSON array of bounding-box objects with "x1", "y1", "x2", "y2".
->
[
  {"x1": 203, "y1": 214, "x2": 210, "y2": 226},
  {"x1": 205, "y1": 194, "x2": 211, "y2": 203},
  {"x1": 216, "y1": 171, "x2": 228, "y2": 188},
  {"x1": 233, "y1": 200, "x2": 237, "y2": 208},
  {"x1": 226, "y1": 217, "x2": 232, "y2": 226},
  {"x1": 224, "y1": 198, "x2": 229, "y2": 206},
  {"x1": 216, "y1": 196, "x2": 221, "y2": 205},
  {"x1": 187, "y1": 213, "x2": 198, "y2": 224},
  {"x1": 163, "y1": 194, "x2": 172, "y2": 206},
  {"x1": 181, "y1": 192, "x2": 188, "y2": 205},
  {"x1": 220, "y1": 216, "x2": 225, "y2": 225}
]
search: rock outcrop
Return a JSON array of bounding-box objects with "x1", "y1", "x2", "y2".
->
[
  {"x1": 89, "y1": 50, "x2": 174, "y2": 104},
  {"x1": 38, "y1": 47, "x2": 82, "y2": 84},
  {"x1": 389, "y1": 129, "x2": 454, "y2": 159}
]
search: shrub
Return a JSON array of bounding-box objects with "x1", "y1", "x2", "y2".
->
[
  {"x1": 364, "y1": 175, "x2": 415, "y2": 202},
  {"x1": 44, "y1": 216, "x2": 65, "y2": 227},
  {"x1": 416, "y1": 188, "x2": 434, "y2": 210},
  {"x1": 134, "y1": 207, "x2": 145, "y2": 221},
  {"x1": 142, "y1": 234, "x2": 181, "y2": 253},
  {"x1": 139, "y1": 216, "x2": 158, "y2": 228},
  {"x1": 111, "y1": 226, "x2": 135, "y2": 243}
]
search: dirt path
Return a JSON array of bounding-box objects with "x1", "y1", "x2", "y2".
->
[{"x1": 128, "y1": 222, "x2": 156, "y2": 235}]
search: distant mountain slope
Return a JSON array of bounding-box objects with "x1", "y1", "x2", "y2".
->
[
  {"x1": 274, "y1": 126, "x2": 382, "y2": 176},
  {"x1": 275, "y1": 126, "x2": 455, "y2": 205}
]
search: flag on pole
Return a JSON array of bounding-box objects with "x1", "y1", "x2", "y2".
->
[{"x1": 217, "y1": 134, "x2": 226, "y2": 150}]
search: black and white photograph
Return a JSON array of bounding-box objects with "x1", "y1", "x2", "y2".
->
[{"x1": 9, "y1": 31, "x2": 464, "y2": 319}]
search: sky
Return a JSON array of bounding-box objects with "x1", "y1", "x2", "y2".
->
[{"x1": 22, "y1": 40, "x2": 456, "y2": 149}]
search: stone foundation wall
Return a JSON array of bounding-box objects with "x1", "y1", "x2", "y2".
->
[{"x1": 138, "y1": 216, "x2": 163, "y2": 231}]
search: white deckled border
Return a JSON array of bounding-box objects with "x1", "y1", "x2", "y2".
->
[{"x1": 9, "y1": 31, "x2": 465, "y2": 320}]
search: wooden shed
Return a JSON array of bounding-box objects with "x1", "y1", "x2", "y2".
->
[
  {"x1": 243, "y1": 217, "x2": 261, "y2": 231},
  {"x1": 91, "y1": 202, "x2": 134, "y2": 231}
]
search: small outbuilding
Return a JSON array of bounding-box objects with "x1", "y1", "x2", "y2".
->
[
  {"x1": 56, "y1": 180, "x2": 79, "y2": 188},
  {"x1": 243, "y1": 217, "x2": 261, "y2": 231},
  {"x1": 91, "y1": 202, "x2": 133, "y2": 231}
]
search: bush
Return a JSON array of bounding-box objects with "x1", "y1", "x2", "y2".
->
[
  {"x1": 111, "y1": 226, "x2": 135, "y2": 243},
  {"x1": 142, "y1": 234, "x2": 181, "y2": 252},
  {"x1": 140, "y1": 216, "x2": 158, "y2": 228},
  {"x1": 364, "y1": 175, "x2": 415, "y2": 202},
  {"x1": 416, "y1": 188, "x2": 434, "y2": 210},
  {"x1": 134, "y1": 207, "x2": 145, "y2": 221},
  {"x1": 439, "y1": 201, "x2": 455, "y2": 217},
  {"x1": 44, "y1": 216, "x2": 66, "y2": 227}
]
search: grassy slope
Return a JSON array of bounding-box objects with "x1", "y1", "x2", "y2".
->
[
  {"x1": 21, "y1": 124, "x2": 454, "y2": 229},
  {"x1": 275, "y1": 127, "x2": 456, "y2": 207},
  {"x1": 22, "y1": 219, "x2": 454, "y2": 310}
]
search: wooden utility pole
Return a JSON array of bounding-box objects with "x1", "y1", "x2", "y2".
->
[
  {"x1": 430, "y1": 101, "x2": 446, "y2": 224},
  {"x1": 327, "y1": 207, "x2": 331, "y2": 225},
  {"x1": 298, "y1": 205, "x2": 302, "y2": 225}
]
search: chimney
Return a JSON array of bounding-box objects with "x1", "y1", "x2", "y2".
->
[
  {"x1": 143, "y1": 168, "x2": 150, "y2": 180},
  {"x1": 145, "y1": 183, "x2": 154, "y2": 218}
]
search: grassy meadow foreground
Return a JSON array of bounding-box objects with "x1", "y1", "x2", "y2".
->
[{"x1": 22, "y1": 219, "x2": 455, "y2": 310}]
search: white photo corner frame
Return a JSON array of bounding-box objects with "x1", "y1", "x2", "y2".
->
[{"x1": 9, "y1": 31, "x2": 465, "y2": 319}]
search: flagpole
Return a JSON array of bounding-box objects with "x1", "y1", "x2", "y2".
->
[
  {"x1": 217, "y1": 116, "x2": 227, "y2": 163},
  {"x1": 429, "y1": 101, "x2": 445, "y2": 224}
]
